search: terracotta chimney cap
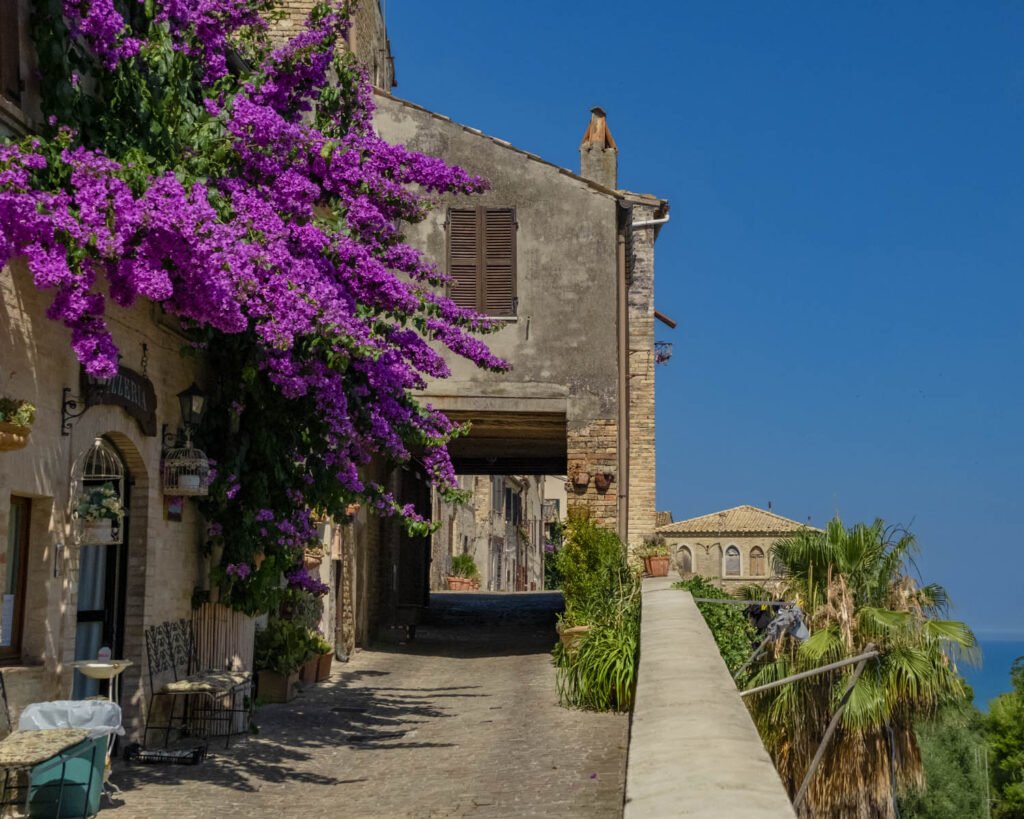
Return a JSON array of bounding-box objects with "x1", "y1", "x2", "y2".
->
[{"x1": 581, "y1": 106, "x2": 617, "y2": 151}]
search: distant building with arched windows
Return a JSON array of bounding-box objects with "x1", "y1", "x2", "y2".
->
[{"x1": 655, "y1": 505, "x2": 822, "y2": 592}]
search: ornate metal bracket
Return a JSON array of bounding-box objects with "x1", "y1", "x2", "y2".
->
[{"x1": 61, "y1": 387, "x2": 87, "y2": 436}]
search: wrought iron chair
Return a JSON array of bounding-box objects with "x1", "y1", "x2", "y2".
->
[{"x1": 143, "y1": 619, "x2": 252, "y2": 750}]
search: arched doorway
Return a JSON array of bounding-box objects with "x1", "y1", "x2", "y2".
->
[{"x1": 71, "y1": 437, "x2": 130, "y2": 698}]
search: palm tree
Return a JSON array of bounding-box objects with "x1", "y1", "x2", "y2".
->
[{"x1": 745, "y1": 517, "x2": 975, "y2": 819}]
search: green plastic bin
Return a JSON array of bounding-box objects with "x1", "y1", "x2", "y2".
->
[{"x1": 27, "y1": 736, "x2": 106, "y2": 818}]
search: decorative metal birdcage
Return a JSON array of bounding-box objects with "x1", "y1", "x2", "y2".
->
[
  {"x1": 71, "y1": 438, "x2": 127, "y2": 546},
  {"x1": 162, "y1": 434, "x2": 211, "y2": 496}
]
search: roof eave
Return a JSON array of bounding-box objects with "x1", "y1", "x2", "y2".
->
[{"x1": 373, "y1": 90, "x2": 669, "y2": 207}]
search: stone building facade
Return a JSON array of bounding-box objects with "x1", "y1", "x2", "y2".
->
[
  {"x1": 431, "y1": 475, "x2": 550, "y2": 593},
  {"x1": 0, "y1": 3, "x2": 672, "y2": 696},
  {"x1": 0, "y1": 257, "x2": 212, "y2": 736},
  {"x1": 373, "y1": 99, "x2": 668, "y2": 550},
  {"x1": 657, "y1": 505, "x2": 821, "y2": 593}
]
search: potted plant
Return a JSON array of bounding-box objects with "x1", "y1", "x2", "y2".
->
[
  {"x1": 254, "y1": 619, "x2": 308, "y2": 703},
  {"x1": 0, "y1": 396, "x2": 35, "y2": 452},
  {"x1": 74, "y1": 482, "x2": 125, "y2": 545},
  {"x1": 556, "y1": 617, "x2": 591, "y2": 652},
  {"x1": 298, "y1": 644, "x2": 319, "y2": 685},
  {"x1": 636, "y1": 539, "x2": 670, "y2": 577},
  {"x1": 310, "y1": 632, "x2": 334, "y2": 682},
  {"x1": 447, "y1": 553, "x2": 479, "y2": 591}
]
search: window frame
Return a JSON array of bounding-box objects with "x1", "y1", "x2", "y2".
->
[
  {"x1": 445, "y1": 206, "x2": 518, "y2": 319},
  {"x1": 2, "y1": 496, "x2": 31, "y2": 662},
  {"x1": 0, "y1": 0, "x2": 22, "y2": 106},
  {"x1": 749, "y1": 546, "x2": 766, "y2": 577},
  {"x1": 724, "y1": 545, "x2": 741, "y2": 577}
]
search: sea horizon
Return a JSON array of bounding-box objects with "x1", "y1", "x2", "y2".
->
[{"x1": 961, "y1": 638, "x2": 1024, "y2": 712}]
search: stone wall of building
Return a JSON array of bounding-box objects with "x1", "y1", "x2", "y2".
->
[
  {"x1": 273, "y1": 0, "x2": 394, "y2": 89},
  {"x1": 566, "y1": 419, "x2": 619, "y2": 531},
  {"x1": 662, "y1": 533, "x2": 786, "y2": 594},
  {"x1": 626, "y1": 203, "x2": 659, "y2": 549},
  {"x1": 0, "y1": 258, "x2": 207, "y2": 738},
  {"x1": 432, "y1": 474, "x2": 547, "y2": 592}
]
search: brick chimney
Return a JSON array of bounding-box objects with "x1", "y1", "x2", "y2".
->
[{"x1": 579, "y1": 107, "x2": 618, "y2": 189}]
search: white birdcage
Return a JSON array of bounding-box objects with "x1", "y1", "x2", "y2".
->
[
  {"x1": 71, "y1": 438, "x2": 127, "y2": 546},
  {"x1": 163, "y1": 434, "x2": 210, "y2": 496}
]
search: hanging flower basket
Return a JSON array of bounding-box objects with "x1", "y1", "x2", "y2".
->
[
  {"x1": 0, "y1": 421, "x2": 31, "y2": 452},
  {"x1": 81, "y1": 519, "x2": 117, "y2": 546},
  {"x1": 0, "y1": 398, "x2": 35, "y2": 452},
  {"x1": 75, "y1": 482, "x2": 125, "y2": 545}
]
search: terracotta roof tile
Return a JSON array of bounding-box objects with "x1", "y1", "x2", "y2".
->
[{"x1": 657, "y1": 505, "x2": 821, "y2": 535}]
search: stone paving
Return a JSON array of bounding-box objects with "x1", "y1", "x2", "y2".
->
[{"x1": 108, "y1": 592, "x2": 628, "y2": 818}]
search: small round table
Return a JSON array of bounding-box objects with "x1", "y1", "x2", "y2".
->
[
  {"x1": 70, "y1": 659, "x2": 134, "y2": 793},
  {"x1": 70, "y1": 660, "x2": 134, "y2": 704}
]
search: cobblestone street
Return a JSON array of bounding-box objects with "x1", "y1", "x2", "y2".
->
[{"x1": 109, "y1": 592, "x2": 628, "y2": 818}]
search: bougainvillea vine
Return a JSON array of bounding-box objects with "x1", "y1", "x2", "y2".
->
[{"x1": 3, "y1": 0, "x2": 504, "y2": 612}]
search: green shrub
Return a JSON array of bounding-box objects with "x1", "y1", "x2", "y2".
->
[
  {"x1": 554, "y1": 510, "x2": 632, "y2": 627},
  {"x1": 450, "y1": 553, "x2": 479, "y2": 579},
  {"x1": 308, "y1": 631, "x2": 333, "y2": 656},
  {"x1": 553, "y1": 511, "x2": 641, "y2": 712},
  {"x1": 554, "y1": 574, "x2": 640, "y2": 712},
  {"x1": 0, "y1": 397, "x2": 35, "y2": 428},
  {"x1": 254, "y1": 618, "x2": 309, "y2": 675},
  {"x1": 634, "y1": 536, "x2": 669, "y2": 558},
  {"x1": 673, "y1": 576, "x2": 757, "y2": 674}
]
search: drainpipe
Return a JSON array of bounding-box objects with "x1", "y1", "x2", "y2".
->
[
  {"x1": 632, "y1": 215, "x2": 670, "y2": 229},
  {"x1": 616, "y1": 203, "x2": 631, "y2": 546}
]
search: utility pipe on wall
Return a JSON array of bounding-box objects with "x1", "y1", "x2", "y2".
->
[
  {"x1": 616, "y1": 205, "x2": 630, "y2": 545},
  {"x1": 631, "y1": 215, "x2": 670, "y2": 229}
]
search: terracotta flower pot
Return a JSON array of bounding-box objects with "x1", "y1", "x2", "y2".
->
[
  {"x1": 447, "y1": 576, "x2": 473, "y2": 591},
  {"x1": 299, "y1": 656, "x2": 319, "y2": 684},
  {"x1": 316, "y1": 651, "x2": 334, "y2": 682},
  {"x1": 593, "y1": 472, "x2": 614, "y2": 492},
  {"x1": 643, "y1": 555, "x2": 670, "y2": 577},
  {"x1": 0, "y1": 421, "x2": 30, "y2": 452},
  {"x1": 558, "y1": 625, "x2": 591, "y2": 652},
  {"x1": 258, "y1": 669, "x2": 299, "y2": 703}
]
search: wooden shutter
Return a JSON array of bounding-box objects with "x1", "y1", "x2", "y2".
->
[
  {"x1": 0, "y1": 0, "x2": 21, "y2": 104},
  {"x1": 750, "y1": 547, "x2": 765, "y2": 577},
  {"x1": 447, "y1": 207, "x2": 516, "y2": 316},
  {"x1": 447, "y1": 209, "x2": 480, "y2": 310},
  {"x1": 482, "y1": 209, "x2": 515, "y2": 316}
]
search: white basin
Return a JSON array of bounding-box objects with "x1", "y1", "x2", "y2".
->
[{"x1": 71, "y1": 659, "x2": 133, "y2": 680}]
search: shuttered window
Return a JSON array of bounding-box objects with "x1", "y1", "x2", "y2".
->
[
  {"x1": 0, "y1": 0, "x2": 21, "y2": 105},
  {"x1": 447, "y1": 207, "x2": 517, "y2": 316},
  {"x1": 750, "y1": 547, "x2": 766, "y2": 577}
]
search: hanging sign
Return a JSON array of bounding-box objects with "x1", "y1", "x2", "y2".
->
[{"x1": 80, "y1": 366, "x2": 158, "y2": 436}]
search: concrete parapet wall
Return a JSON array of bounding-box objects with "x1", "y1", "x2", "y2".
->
[{"x1": 624, "y1": 577, "x2": 795, "y2": 819}]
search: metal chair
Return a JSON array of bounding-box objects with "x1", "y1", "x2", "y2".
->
[{"x1": 143, "y1": 620, "x2": 252, "y2": 750}]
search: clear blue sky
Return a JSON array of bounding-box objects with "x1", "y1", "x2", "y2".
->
[{"x1": 387, "y1": 1, "x2": 1024, "y2": 637}]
